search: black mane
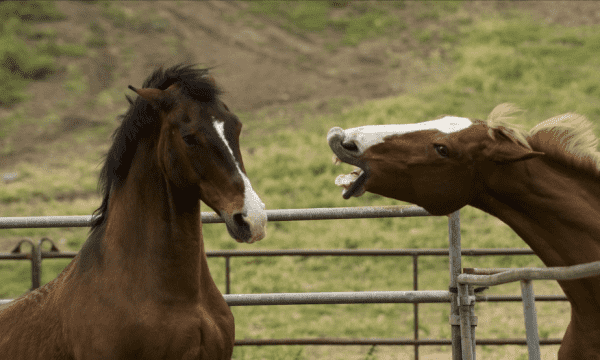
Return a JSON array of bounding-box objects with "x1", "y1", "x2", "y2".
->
[{"x1": 90, "y1": 64, "x2": 221, "y2": 230}]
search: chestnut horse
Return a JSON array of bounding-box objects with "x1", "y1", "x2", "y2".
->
[
  {"x1": 328, "y1": 104, "x2": 600, "y2": 359},
  {"x1": 0, "y1": 64, "x2": 267, "y2": 359}
]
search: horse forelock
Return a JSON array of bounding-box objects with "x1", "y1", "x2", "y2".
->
[
  {"x1": 91, "y1": 64, "x2": 221, "y2": 230},
  {"x1": 485, "y1": 103, "x2": 532, "y2": 150}
]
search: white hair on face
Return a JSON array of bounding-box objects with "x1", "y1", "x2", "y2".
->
[
  {"x1": 341, "y1": 116, "x2": 473, "y2": 154},
  {"x1": 212, "y1": 117, "x2": 267, "y2": 241}
]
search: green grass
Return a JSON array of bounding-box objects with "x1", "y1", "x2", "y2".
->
[
  {"x1": 248, "y1": 1, "x2": 409, "y2": 48},
  {"x1": 0, "y1": 2, "x2": 67, "y2": 106},
  {"x1": 2, "y1": 2, "x2": 598, "y2": 359},
  {"x1": 100, "y1": 1, "x2": 169, "y2": 33}
]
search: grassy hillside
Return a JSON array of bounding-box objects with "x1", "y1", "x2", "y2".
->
[{"x1": 3, "y1": 2, "x2": 600, "y2": 359}]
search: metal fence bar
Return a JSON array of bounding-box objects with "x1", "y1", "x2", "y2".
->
[
  {"x1": 476, "y1": 295, "x2": 566, "y2": 302},
  {"x1": 460, "y1": 263, "x2": 600, "y2": 360},
  {"x1": 448, "y1": 211, "x2": 463, "y2": 360},
  {"x1": 0, "y1": 294, "x2": 567, "y2": 304},
  {"x1": 2, "y1": 206, "x2": 584, "y2": 357},
  {"x1": 521, "y1": 280, "x2": 541, "y2": 360},
  {"x1": 0, "y1": 205, "x2": 431, "y2": 229},
  {"x1": 413, "y1": 254, "x2": 419, "y2": 360},
  {"x1": 233, "y1": 338, "x2": 564, "y2": 346},
  {"x1": 458, "y1": 261, "x2": 600, "y2": 287},
  {"x1": 223, "y1": 290, "x2": 451, "y2": 306},
  {"x1": 458, "y1": 283, "x2": 475, "y2": 360},
  {"x1": 225, "y1": 256, "x2": 231, "y2": 295},
  {"x1": 0, "y1": 248, "x2": 540, "y2": 259}
]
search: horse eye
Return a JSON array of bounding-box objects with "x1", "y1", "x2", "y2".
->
[
  {"x1": 182, "y1": 134, "x2": 200, "y2": 146},
  {"x1": 434, "y1": 144, "x2": 449, "y2": 158}
]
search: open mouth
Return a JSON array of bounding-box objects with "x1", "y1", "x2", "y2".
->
[
  {"x1": 332, "y1": 155, "x2": 368, "y2": 199},
  {"x1": 328, "y1": 126, "x2": 369, "y2": 199}
]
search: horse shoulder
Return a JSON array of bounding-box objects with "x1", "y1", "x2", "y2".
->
[
  {"x1": 159, "y1": 302, "x2": 234, "y2": 360},
  {"x1": 0, "y1": 280, "x2": 73, "y2": 359}
]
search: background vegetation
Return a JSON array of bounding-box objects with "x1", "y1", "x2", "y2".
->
[{"x1": 3, "y1": 1, "x2": 600, "y2": 359}]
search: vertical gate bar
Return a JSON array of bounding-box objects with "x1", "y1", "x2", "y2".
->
[
  {"x1": 458, "y1": 283, "x2": 474, "y2": 360},
  {"x1": 31, "y1": 241, "x2": 41, "y2": 290},
  {"x1": 468, "y1": 283, "x2": 476, "y2": 359},
  {"x1": 448, "y1": 210, "x2": 462, "y2": 360},
  {"x1": 413, "y1": 255, "x2": 419, "y2": 360},
  {"x1": 225, "y1": 256, "x2": 231, "y2": 295},
  {"x1": 521, "y1": 280, "x2": 541, "y2": 360}
]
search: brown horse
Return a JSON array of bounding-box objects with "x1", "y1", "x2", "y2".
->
[
  {"x1": 328, "y1": 104, "x2": 600, "y2": 359},
  {"x1": 0, "y1": 64, "x2": 267, "y2": 359}
]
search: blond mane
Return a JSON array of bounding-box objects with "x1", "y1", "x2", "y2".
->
[
  {"x1": 486, "y1": 103, "x2": 600, "y2": 176},
  {"x1": 486, "y1": 103, "x2": 532, "y2": 149}
]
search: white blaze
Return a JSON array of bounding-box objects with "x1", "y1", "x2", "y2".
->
[
  {"x1": 213, "y1": 118, "x2": 267, "y2": 242},
  {"x1": 342, "y1": 116, "x2": 473, "y2": 153}
]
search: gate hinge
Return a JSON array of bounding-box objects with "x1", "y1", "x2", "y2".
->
[{"x1": 458, "y1": 295, "x2": 476, "y2": 306}]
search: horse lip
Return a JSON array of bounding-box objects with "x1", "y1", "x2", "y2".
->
[
  {"x1": 342, "y1": 169, "x2": 369, "y2": 199},
  {"x1": 327, "y1": 127, "x2": 365, "y2": 169},
  {"x1": 223, "y1": 211, "x2": 266, "y2": 244},
  {"x1": 328, "y1": 127, "x2": 369, "y2": 199},
  {"x1": 222, "y1": 213, "x2": 252, "y2": 243}
]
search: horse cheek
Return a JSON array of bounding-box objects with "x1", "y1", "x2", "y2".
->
[{"x1": 165, "y1": 147, "x2": 196, "y2": 188}]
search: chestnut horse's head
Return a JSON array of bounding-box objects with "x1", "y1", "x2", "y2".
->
[
  {"x1": 328, "y1": 104, "x2": 544, "y2": 215},
  {"x1": 128, "y1": 67, "x2": 266, "y2": 243}
]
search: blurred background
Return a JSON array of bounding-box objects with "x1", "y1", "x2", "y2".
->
[{"x1": 2, "y1": 1, "x2": 600, "y2": 359}]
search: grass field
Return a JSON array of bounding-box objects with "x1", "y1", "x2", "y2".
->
[{"x1": 2, "y1": 2, "x2": 600, "y2": 359}]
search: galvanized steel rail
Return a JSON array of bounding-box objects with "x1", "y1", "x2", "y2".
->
[
  {"x1": 2, "y1": 205, "x2": 588, "y2": 360},
  {"x1": 460, "y1": 262, "x2": 600, "y2": 286},
  {"x1": 1, "y1": 205, "x2": 465, "y2": 360},
  {"x1": 0, "y1": 205, "x2": 431, "y2": 229},
  {"x1": 224, "y1": 290, "x2": 451, "y2": 306},
  {"x1": 457, "y1": 262, "x2": 600, "y2": 360}
]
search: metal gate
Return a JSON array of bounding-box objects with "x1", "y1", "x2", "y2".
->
[{"x1": 2, "y1": 205, "x2": 600, "y2": 359}]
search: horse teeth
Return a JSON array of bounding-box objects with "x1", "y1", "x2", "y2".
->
[
  {"x1": 332, "y1": 155, "x2": 342, "y2": 165},
  {"x1": 335, "y1": 172, "x2": 358, "y2": 187},
  {"x1": 351, "y1": 167, "x2": 362, "y2": 176}
]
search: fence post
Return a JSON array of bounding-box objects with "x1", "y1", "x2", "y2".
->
[
  {"x1": 468, "y1": 283, "x2": 477, "y2": 359},
  {"x1": 448, "y1": 211, "x2": 462, "y2": 360},
  {"x1": 9, "y1": 239, "x2": 39, "y2": 291},
  {"x1": 225, "y1": 256, "x2": 231, "y2": 295},
  {"x1": 413, "y1": 254, "x2": 419, "y2": 360},
  {"x1": 521, "y1": 280, "x2": 541, "y2": 360}
]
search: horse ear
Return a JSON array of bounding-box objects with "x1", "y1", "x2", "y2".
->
[
  {"x1": 128, "y1": 85, "x2": 164, "y2": 105},
  {"x1": 483, "y1": 133, "x2": 544, "y2": 163},
  {"x1": 128, "y1": 84, "x2": 177, "y2": 107}
]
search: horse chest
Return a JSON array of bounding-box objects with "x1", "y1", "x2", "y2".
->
[{"x1": 71, "y1": 303, "x2": 234, "y2": 360}]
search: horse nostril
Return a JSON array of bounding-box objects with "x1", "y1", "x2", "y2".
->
[
  {"x1": 341, "y1": 141, "x2": 359, "y2": 152},
  {"x1": 233, "y1": 213, "x2": 250, "y2": 232}
]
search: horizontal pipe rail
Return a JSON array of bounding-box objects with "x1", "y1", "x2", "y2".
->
[
  {"x1": 0, "y1": 294, "x2": 566, "y2": 306},
  {"x1": 224, "y1": 290, "x2": 451, "y2": 306},
  {"x1": 234, "y1": 338, "x2": 563, "y2": 346},
  {"x1": 0, "y1": 208, "x2": 576, "y2": 353},
  {"x1": 0, "y1": 291, "x2": 450, "y2": 306},
  {"x1": 459, "y1": 261, "x2": 600, "y2": 286},
  {"x1": 476, "y1": 295, "x2": 566, "y2": 302},
  {"x1": 0, "y1": 205, "x2": 431, "y2": 229},
  {"x1": 0, "y1": 248, "x2": 538, "y2": 260}
]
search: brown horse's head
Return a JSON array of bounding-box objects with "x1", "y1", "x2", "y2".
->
[
  {"x1": 328, "y1": 105, "x2": 543, "y2": 215},
  {"x1": 128, "y1": 71, "x2": 266, "y2": 243}
]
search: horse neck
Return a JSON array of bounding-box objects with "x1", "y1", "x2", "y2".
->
[
  {"x1": 471, "y1": 157, "x2": 600, "y2": 315},
  {"x1": 101, "y1": 142, "x2": 215, "y2": 303}
]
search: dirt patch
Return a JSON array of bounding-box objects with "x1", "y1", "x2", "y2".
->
[{"x1": 2, "y1": 1, "x2": 600, "y2": 170}]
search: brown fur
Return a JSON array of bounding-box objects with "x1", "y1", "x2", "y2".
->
[
  {"x1": 331, "y1": 104, "x2": 600, "y2": 359},
  {"x1": 0, "y1": 65, "x2": 264, "y2": 359}
]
